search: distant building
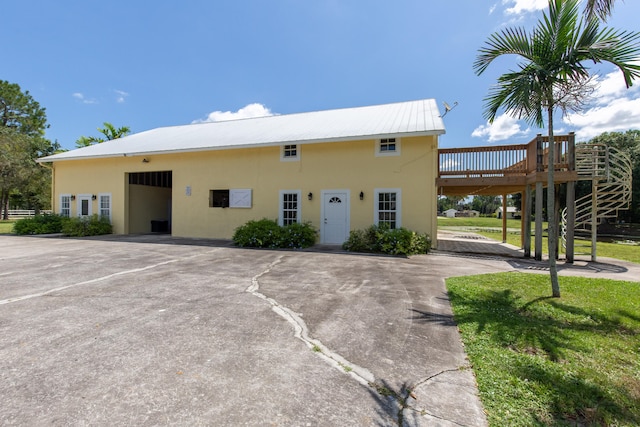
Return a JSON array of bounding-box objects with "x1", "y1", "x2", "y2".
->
[
  {"x1": 443, "y1": 209, "x2": 458, "y2": 218},
  {"x1": 496, "y1": 206, "x2": 519, "y2": 219},
  {"x1": 458, "y1": 210, "x2": 479, "y2": 218}
]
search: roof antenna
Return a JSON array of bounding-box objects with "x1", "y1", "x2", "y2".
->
[{"x1": 440, "y1": 101, "x2": 458, "y2": 118}]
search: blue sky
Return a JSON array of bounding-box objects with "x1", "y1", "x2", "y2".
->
[{"x1": 4, "y1": 0, "x2": 640, "y2": 151}]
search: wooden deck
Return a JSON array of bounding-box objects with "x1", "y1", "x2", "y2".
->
[{"x1": 437, "y1": 133, "x2": 577, "y2": 196}]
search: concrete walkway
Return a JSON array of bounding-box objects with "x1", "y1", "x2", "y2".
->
[{"x1": 436, "y1": 229, "x2": 640, "y2": 283}]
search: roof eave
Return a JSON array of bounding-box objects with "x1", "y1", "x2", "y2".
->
[{"x1": 37, "y1": 129, "x2": 445, "y2": 163}]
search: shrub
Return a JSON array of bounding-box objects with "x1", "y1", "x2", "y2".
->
[
  {"x1": 279, "y1": 221, "x2": 317, "y2": 249},
  {"x1": 13, "y1": 214, "x2": 68, "y2": 235},
  {"x1": 61, "y1": 215, "x2": 112, "y2": 237},
  {"x1": 340, "y1": 225, "x2": 379, "y2": 253},
  {"x1": 233, "y1": 218, "x2": 316, "y2": 249},
  {"x1": 343, "y1": 224, "x2": 431, "y2": 256}
]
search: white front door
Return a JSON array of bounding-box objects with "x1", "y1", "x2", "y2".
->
[
  {"x1": 321, "y1": 190, "x2": 350, "y2": 244},
  {"x1": 77, "y1": 194, "x2": 93, "y2": 217}
]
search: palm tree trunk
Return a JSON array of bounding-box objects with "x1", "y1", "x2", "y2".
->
[{"x1": 547, "y1": 107, "x2": 561, "y2": 297}]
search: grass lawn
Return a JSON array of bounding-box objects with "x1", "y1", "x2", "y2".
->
[
  {"x1": 438, "y1": 217, "x2": 525, "y2": 230},
  {"x1": 447, "y1": 273, "x2": 640, "y2": 426},
  {"x1": 473, "y1": 230, "x2": 640, "y2": 264},
  {"x1": 0, "y1": 220, "x2": 15, "y2": 234}
]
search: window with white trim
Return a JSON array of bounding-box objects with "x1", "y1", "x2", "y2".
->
[
  {"x1": 99, "y1": 193, "x2": 112, "y2": 221},
  {"x1": 281, "y1": 144, "x2": 299, "y2": 161},
  {"x1": 375, "y1": 189, "x2": 401, "y2": 229},
  {"x1": 376, "y1": 137, "x2": 400, "y2": 156},
  {"x1": 60, "y1": 194, "x2": 71, "y2": 217},
  {"x1": 279, "y1": 190, "x2": 301, "y2": 226}
]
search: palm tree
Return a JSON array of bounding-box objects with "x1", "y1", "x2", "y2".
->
[
  {"x1": 75, "y1": 122, "x2": 131, "y2": 148},
  {"x1": 474, "y1": 0, "x2": 640, "y2": 297},
  {"x1": 98, "y1": 122, "x2": 131, "y2": 141}
]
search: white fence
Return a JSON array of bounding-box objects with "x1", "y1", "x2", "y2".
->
[{"x1": 4, "y1": 210, "x2": 53, "y2": 219}]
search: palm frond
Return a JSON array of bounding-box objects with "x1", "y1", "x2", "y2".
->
[
  {"x1": 474, "y1": 27, "x2": 532, "y2": 75},
  {"x1": 585, "y1": 0, "x2": 617, "y2": 21}
]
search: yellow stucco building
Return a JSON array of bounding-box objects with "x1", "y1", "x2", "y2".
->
[{"x1": 39, "y1": 99, "x2": 445, "y2": 245}]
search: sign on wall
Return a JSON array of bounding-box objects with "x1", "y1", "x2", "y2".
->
[{"x1": 229, "y1": 189, "x2": 252, "y2": 208}]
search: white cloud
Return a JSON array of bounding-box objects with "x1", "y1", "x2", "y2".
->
[
  {"x1": 564, "y1": 97, "x2": 640, "y2": 140},
  {"x1": 72, "y1": 92, "x2": 97, "y2": 104},
  {"x1": 193, "y1": 103, "x2": 275, "y2": 123},
  {"x1": 440, "y1": 158, "x2": 460, "y2": 171},
  {"x1": 114, "y1": 90, "x2": 129, "y2": 103},
  {"x1": 563, "y1": 67, "x2": 640, "y2": 140},
  {"x1": 472, "y1": 114, "x2": 530, "y2": 142},
  {"x1": 503, "y1": 0, "x2": 547, "y2": 15}
]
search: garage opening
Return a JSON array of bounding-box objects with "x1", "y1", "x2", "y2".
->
[{"x1": 128, "y1": 171, "x2": 173, "y2": 234}]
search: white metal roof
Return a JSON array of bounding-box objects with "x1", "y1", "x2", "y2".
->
[{"x1": 39, "y1": 99, "x2": 445, "y2": 162}]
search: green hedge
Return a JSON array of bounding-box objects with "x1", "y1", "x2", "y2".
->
[
  {"x1": 14, "y1": 214, "x2": 113, "y2": 237},
  {"x1": 342, "y1": 224, "x2": 431, "y2": 256},
  {"x1": 13, "y1": 214, "x2": 67, "y2": 235},
  {"x1": 233, "y1": 219, "x2": 316, "y2": 249},
  {"x1": 62, "y1": 215, "x2": 112, "y2": 237}
]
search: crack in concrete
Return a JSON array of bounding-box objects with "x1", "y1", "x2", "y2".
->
[
  {"x1": 246, "y1": 256, "x2": 375, "y2": 386},
  {"x1": 248, "y1": 256, "x2": 474, "y2": 426},
  {"x1": 411, "y1": 366, "x2": 469, "y2": 390},
  {"x1": 405, "y1": 366, "x2": 475, "y2": 426}
]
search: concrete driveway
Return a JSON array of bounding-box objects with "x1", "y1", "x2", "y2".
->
[{"x1": 2, "y1": 234, "x2": 636, "y2": 426}]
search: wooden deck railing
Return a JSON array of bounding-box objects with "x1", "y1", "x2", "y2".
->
[{"x1": 438, "y1": 133, "x2": 575, "y2": 178}]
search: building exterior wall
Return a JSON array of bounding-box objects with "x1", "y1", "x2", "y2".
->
[{"x1": 50, "y1": 135, "x2": 439, "y2": 242}]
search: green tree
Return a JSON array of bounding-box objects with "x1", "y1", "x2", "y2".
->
[
  {"x1": 471, "y1": 195, "x2": 502, "y2": 216},
  {"x1": 75, "y1": 122, "x2": 131, "y2": 147},
  {"x1": 474, "y1": 0, "x2": 640, "y2": 297},
  {"x1": 437, "y1": 195, "x2": 464, "y2": 213},
  {"x1": 0, "y1": 80, "x2": 48, "y2": 137},
  {"x1": 0, "y1": 81, "x2": 54, "y2": 219}
]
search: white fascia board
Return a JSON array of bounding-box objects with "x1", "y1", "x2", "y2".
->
[{"x1": 37, "y1": 129, "x2": 444, "y2": 163}]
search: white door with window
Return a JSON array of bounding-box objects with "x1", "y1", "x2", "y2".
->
[
  {"x1": 77, "y1": 194, "x2": 93, "y2": 217},
  {"x1": 321, "y1": 190, "x2": 350, "y2": 244}
]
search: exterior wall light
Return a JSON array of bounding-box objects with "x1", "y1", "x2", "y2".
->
[
  {"x1": 359, "y1": 191, "x2": 364, "y2": 200},
  {"x1": 308, "y1": 192, "x2": 313, "y2": 201},
  {"x1": 92, "y1": 194, "x2": 97, "y2": 200},
  {"x1": 142, "y1": 158, "x2": 150, "y2": 163},
  {"x1": 70, "y1": 195, "x2": 76, "y2": 201}
]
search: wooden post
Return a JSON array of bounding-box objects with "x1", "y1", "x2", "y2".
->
[
  {"x1": 591, "y1": 181, "x2": 598, "y2": 262},
  {"x1": 566, "y1": 181, "x2": 575, "y2": 263},
  {"x1": 502, "y1": 193, "x2": 508, "y2": 243},
  {"x1": 524, "y1": 185, "x2": 532, "y2": 258},
  {"x1": 535, "y1": 181, "x2": 543, "y2": 261},
  {"x1": 554, "y1": 184, "x2": 561, "y2": 260},
  {"x1": 565, "y1": 132, "x2": 576, "y2": 263}
]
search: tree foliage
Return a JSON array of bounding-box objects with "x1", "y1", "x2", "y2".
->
[
  {"x1": 0, "y1": 80, "x2": 48, "y2": 137},
  {"x1": 474, "y1": 0, "x2": 640, "y2": 297},
  {"x1": 75, "y1": 122, "x2": 131, "y2": 147},
  {"x1": 471, "y1": 195, "x2": 503, "y2": 216},
  {"x1": 437, "y1": 196, "x2": 465, "y2": 212},
  {"x1": 0, "y1": 81, "x2": 57, "y2": 219}
]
